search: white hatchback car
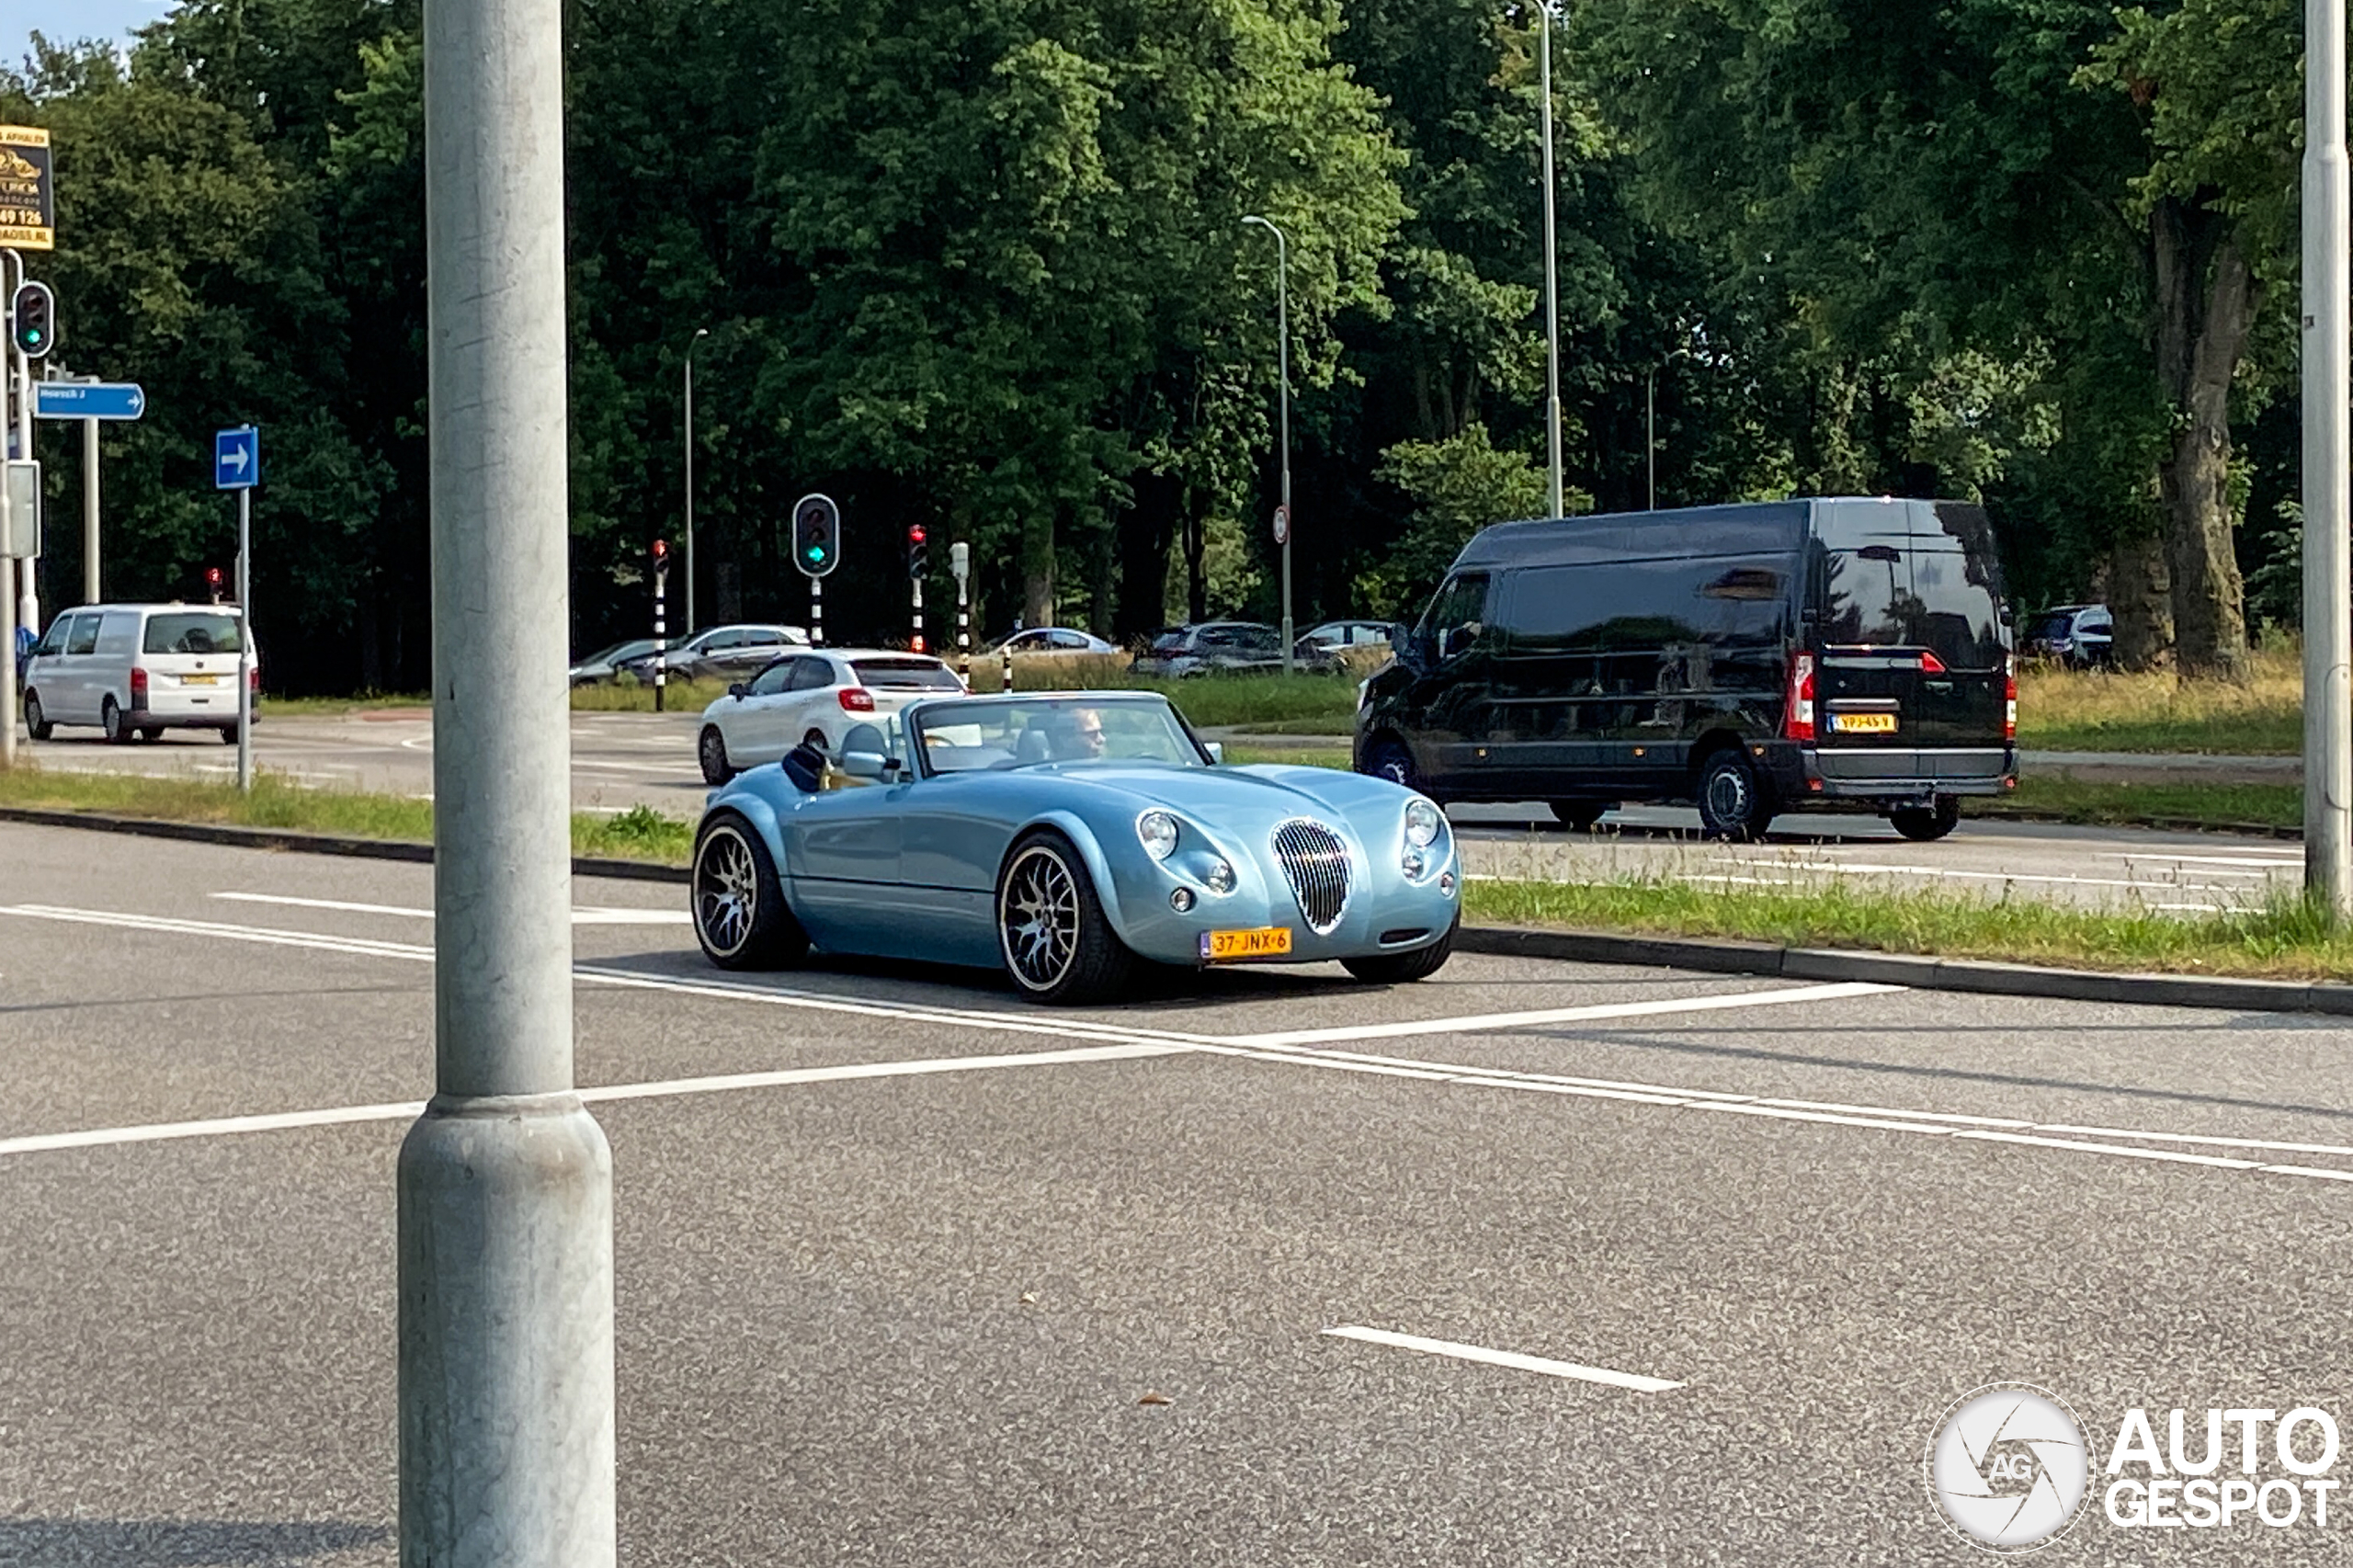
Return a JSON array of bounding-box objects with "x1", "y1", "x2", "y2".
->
[
  {"x1": 697, "y1": 647, "x2": 966, "y2": 783},
  {"x1": 22, "y1": 603, "x2": 259, "y2": 744}
]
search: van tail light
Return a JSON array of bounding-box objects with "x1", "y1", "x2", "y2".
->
[
  {"x1": 130, "y1": 666, "x2": 149, "y2": 708},
  {"x1": 2005, "y1": 656, "x2": 2018, "y2": 743},
  {"x1": 1784, "y1": 653, "x2": 1816, "y2": 742},
  {"x1": 1917, "y1": 650, "x2": 1947, "y2": 674},
  {"x1": 837, "y1": 687, "x2": 876, "y2": 712}
]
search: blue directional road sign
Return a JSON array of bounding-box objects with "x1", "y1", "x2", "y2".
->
[
  {"x1": 214, "y1": 426, "x2": 259, "y2": 490},
  {"x1": 34, "y1": 381, "x2": 146, "y2": 421}
]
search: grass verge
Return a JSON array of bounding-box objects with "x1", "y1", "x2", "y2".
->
[
  {"x1": 2016, "y1": 644, "x2": 2302, "y2": 755},
  {"x1": 1464, "y1": 876, "x2": 2353, "y2": 983}
]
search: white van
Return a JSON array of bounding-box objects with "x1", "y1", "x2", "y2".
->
[{"x1": 21, "y1": 603, "x2": 260, "y2": 744}]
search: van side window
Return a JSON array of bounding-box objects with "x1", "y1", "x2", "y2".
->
[
  {"x1": 65, "y1": 615, "x2": 99, "y2": 655},
  {"x1": 1421, "y1": 573, "x2": 1491, "y2": 658},
  {"x1": 34, "y1": 619, "x2": 68, "y2": 656},
  {"x1": 95, "y1": 613, "x2": 140, "y2": 656}
]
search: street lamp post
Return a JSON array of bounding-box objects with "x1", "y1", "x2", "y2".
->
[
  {"x1": 1243, "y1": 214, "x2": 1293, "y2": 675},
  {"x1": 2305, "y1": 0, "x2": 2353, "y2": 917},
  {"x1": 1539, "y1": 0, "x2": 1564, "y2": 520},
  {"x1": 684, "y1": 326, "x2": 709, "y2": 638}
]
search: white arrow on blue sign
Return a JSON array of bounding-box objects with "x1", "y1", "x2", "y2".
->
[
  {"x1": 35, "y1": 382, "x2": 147, "y2": 421},
  {"x1": 214, "y1": 426, "x2": 259, "y2": 491}
]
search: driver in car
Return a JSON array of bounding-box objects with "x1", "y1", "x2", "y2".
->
[{"x1": 1053, "y1": 706, "x2": 1110, "y2": 761}]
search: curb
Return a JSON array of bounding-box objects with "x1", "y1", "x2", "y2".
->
[
  {"x1": 4, "y1": 805, "x2": 2341, "y2": 1015},
  {"x1": 1453, "y1": 925, "x2": 2353, "y2": 1017}
]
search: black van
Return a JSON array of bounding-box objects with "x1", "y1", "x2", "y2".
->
[{"x1": 1354, "y1": 497, "x2": 2017, "y2": 841}]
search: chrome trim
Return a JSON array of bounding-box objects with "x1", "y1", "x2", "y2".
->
[{"x1": 1270, "y1": 817, "x2": 1352, "y2": 935}]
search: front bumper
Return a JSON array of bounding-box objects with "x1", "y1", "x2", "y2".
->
[{"x1": 1107, "y1": 836, "x2": 1461, "y2": 969}]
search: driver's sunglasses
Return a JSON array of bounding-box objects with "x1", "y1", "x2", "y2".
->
[{"x1": 1079, "y1": 724, "x2": 1106, "y2": 744}]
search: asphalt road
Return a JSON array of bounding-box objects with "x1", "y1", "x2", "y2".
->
[
  {"x1": 1, "y1": 821, "x2": 2347, "y2": 1564},
  {"x1": 14, "y1": 708, "x2": 2308, "y2": 912}
]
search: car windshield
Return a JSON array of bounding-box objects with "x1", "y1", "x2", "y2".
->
[
  {"x1": 850, "y1": 657, "x2": 963, "y2": 690},
  {"x1": 142, "y1": 611, "x2": 244, "y2": 654},
  {"x1": 913, "y1": 697, "x2": 1204, "y2": 773}
]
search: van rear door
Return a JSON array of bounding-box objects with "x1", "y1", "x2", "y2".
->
[
  {"x1": 1904, "y1": 502, "x2": 2008, "y2": 749},
  {"x1": 140, "y1": 608, "x2": 245, "y2": 720},
  {"x1": 1811, "y1": 501, "x2": 1922, "y2": 753}
]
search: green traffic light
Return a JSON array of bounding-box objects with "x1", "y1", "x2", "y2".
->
[{"x1": 805, "y1": 545, "x2": 824, "y2": 562}]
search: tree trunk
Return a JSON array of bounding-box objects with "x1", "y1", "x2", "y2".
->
[
  {"x1": 1115, "y1": 472, "x2": 1181, "y2": 642},
  {"x1": 1021, "y1": 510, "x2": 1054, "y2": 630},
  {"x1": 2150, "y1": 198, "x2": 2254, "y2": 679},
  {"x1": 2106, "y1": 531, "x2": 2175, "y2": 669}
]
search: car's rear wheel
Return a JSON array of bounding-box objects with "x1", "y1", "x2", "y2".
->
[
  {"x1": 692, "y1": 812, "x2": 809, "y2": 971},
  {"x1": 101, "y1": 698, "x2": 132, "y2": 745},
  {"x1": 698, "y1": 725, "x2": 734, "y2": 786},
  {"x1": 1343, "y1": 921, "x2": 1457, "y2": 984},
  {"x1": 997, "y1": 830, "x2": 1131, "y2": 1005},
  {"x1": 1364, "y1": 737, "x2": 1418, "y2": 791},
  {"x1": 136, "y1": 726, "x2": 163, "y2": 744},
  {"x1": 219, "y1": 722, "x2": 240, "y2": 745},
  {"x1": 1695, "y1": 748, "x2": 1773, "y2": 842},
  {"x1": 1549, "y1": 800, "x2": 1611, "y2": 830},
  {"x1": 22, "y1": 690, "x2": 51, "y2": 741},
  {"x1": 1890, "y1": 799, "x2": 1961, "y2": 842}
]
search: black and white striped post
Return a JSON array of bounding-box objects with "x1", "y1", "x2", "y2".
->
[
  {"x1": 651, "y1": 537, "x2": 668, "y2": 712},
  {"x1": 949, "y1": 541, "x2": 971, "y2": 688},
  {"x1": 809, "y1": 576, "x2": 823, "y2": 648}
]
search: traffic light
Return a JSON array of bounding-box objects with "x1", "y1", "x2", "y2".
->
[
  {"x1": 792, "y1": 493, "x2": 840, "y2": 578},
  {"x1": 10, "y1": 281, "x2": 54, "y2": 359},
  {"x1": 907, "y1": 524, "x2": 927, "y2": 580},
  {"x1": 651, "y1": 537, "x2": 669, "y2": 574},
  {"x1": 205, "y1": 566, "x2": 224, "y2": 604}
]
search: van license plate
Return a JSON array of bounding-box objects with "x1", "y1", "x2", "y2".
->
[
  {"x1": 1201, "y1": 926, "x2": 1292, "y2": 962},
  {"x1": 1831, "y1": 712, "x2": 1897, "y2": 734},
  {"x1": 182, "y1": 674, "x2": 221, "y2": 686}
]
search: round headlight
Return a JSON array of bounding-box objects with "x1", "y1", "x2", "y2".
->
[
  {"x1": 1404, "y1": 798, "x2": 1442, "y2": 847},
  {"x1": 1137, "y1": 810, "x2": 1179, "y2": 860},
  {"x1": 1205, "y1": 858, "x2": 1235, "y2": 893},
  {"x1": 1402, "y1": 846, "x2": 1427, "y2": 880}
]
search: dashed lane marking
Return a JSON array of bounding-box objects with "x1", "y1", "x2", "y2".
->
[{"x1": 1322, "y1": 1326, "x2": 1683, "y2": 1392}]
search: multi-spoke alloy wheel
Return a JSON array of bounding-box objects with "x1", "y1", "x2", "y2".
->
[
  {"x1": 995, "y1": 831, "x2": 1133, "y2": 1005},
  {"x1": 691, "y1": 813, "x2": 808, "y2": 971}
]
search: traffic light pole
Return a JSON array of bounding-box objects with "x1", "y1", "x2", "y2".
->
[
  {"x1": 402, "y1": 0, "x2": 616, "y2": 1558},
  {"x1": 810, "y1": 575, "x2": 823, "y2": 647},
  {"x1": 2, "y1": 248, "x2": 20, "y2": 770},
  {"x1": 653, "y1": 553, "x2": 666, "y2": 713}
]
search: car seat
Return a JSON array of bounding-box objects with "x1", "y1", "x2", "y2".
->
[{"x1": 1015, "y1": 727, "x2": 1053, "y2": 765}]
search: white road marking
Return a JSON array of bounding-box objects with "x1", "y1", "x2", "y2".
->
[
  {"x1": 1718, "y1": 857, "x2": 2265, "y2": 892},
  {"x1": 212, "y1": 892, "x2": 688, "y2": 926},
  {"x1": 1223, "y1": 982, "x2": 1903, "y2": 1048},
  {"x1": 1322, "y1": 1326, "x2": 1683, "y2": 1392},
  {"x1": 2097, "y1": 852, "x2": 2302, "y2": 869},
  {"x1": 0, "y1": 1043, "x2": 1178, "y2": 1160}
]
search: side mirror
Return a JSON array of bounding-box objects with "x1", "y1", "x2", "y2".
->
[
  {"x1": 1442, "y1": 626, "x2": 1472, "y2": 660},
  {"x1": 728, "y1": 683, "x2": 747, "y2": 699},
  {"x1": 1205, "y1": 741, "x2": 1224, "y2": 764},
  {"x1": 841, "y1": 751, "x2": 887, "y2": 779}
]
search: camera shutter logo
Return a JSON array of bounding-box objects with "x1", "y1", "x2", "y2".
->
[{"x1": 1925, "y1": 1384, "x2": 2090, "y2": 1552}]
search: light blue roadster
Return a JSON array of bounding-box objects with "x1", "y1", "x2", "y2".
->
[{"x1": 688, "y1": 691, "x2": 1461, "y2": 1003}]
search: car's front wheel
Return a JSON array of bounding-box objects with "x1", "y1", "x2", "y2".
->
[
  {"x1": 22, "y1": 689, "x2": 51, "y2": 741},
  {"x1": 691, "y1": 812, "x2": 809, "y2": 971},
  {"x1": 1363, "y1": 737, "x2": 1418, "y2": 791},
  {"x1": 997, "y1": 830, "x2": 1132, "y2": 1005},
  {"x1": 698, "y1": 725, "x2": 734, "y2": 786},
  {"x1": 1890, "y1": 799, "x2": 1961, "y2": 842},
  {"x1": 1343, "y1": 921, "x2": 1457, "y2": 984}
]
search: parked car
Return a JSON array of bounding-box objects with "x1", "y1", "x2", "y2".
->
[
  {"x1": 2024, "y1": 604, "x2": 2111, "y2": 667},
  {"x1": 687, "y1": 690, "x2": 1460, "y2": 1002},
  {"x1": 1355, "y1": 496, "x2": 2017, "y2": 843},
  {"x1": 1299, "y1": 619, "x2": 1398, "y2": 655},
  {"x1": 696, "y1": 647, "x2": 967, "y2": 783},
  {"x1": 570, "y1": 637, "x2": 658, "y2": 686},
  {"x1": 1131, "y1": 621, "x2": 1340, "y2": 677},
  {"x1": 988, "y1": 626, "x2": 1119, "y2": 656},
  {"x1": 614, "y1": 623, "x2": 809, "y2": 684},
  {"x1": 21, "y1": 603, "x2": 260, "y2": 744}
]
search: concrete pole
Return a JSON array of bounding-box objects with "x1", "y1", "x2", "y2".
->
[
  {"x1": 82, "y1": 414, "x2": 96, "y2": 603},
  {"x1": 1540, "y1": 2, "x2": 1564, "y2": 521},
  {"x1": 2307, "y1": 0, "x2": 2353, "y2": 918},
  {"x1": 402, "y1": 0, "x2": 615, "y2": 1560},
  {"x1": 1244, "y1": 215, "x2": 1292, "y2": 674}
]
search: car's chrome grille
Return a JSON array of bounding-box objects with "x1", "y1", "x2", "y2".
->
[{"x1": 1271, "y1": 819, "x2": 1351, "y2": 935}]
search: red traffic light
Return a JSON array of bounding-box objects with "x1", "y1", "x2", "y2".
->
[
  {"x1": 651, "y1": 539, "x2": 668, "y2": 561},
  {"x1": 205, "y1": 567, "x2": 222, "y2": 587},
  {"x1": 908, "y1": 526, "x2": 926, "y2": 544}
]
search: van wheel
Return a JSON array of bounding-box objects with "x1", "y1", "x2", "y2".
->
[
  {"x1": 102, "y1": 698, "x2": 133, "y2": 745},
  {"x1": 1696, "y1": 749, "x2": 1773, "y2": 842},
  {"x1": 1549, "y1": 800, "x2": 1611, "y2": 830},
  {"x1": 22, "y1": 690, "x2": 51, "y2": 741},
  {"x1": 219, "y1": 722, "x2": 240, "y2": 745},
  {"x1": 1364, "y1": 738, "x2": 1418, "y2": 791},
  {"x1": 698, "y1": 726, "x2": 735, "y2": 785},
  {"x1": 137, "y1": 727, "x2": 163, "y2": 744},
  {"x1": 1890, "y1": 799, "x2": 1961, "y2": 842}
]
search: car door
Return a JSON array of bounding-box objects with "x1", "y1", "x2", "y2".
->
[
  {"x1": 721, "y1": 658, "x2": 800, "y2": 767},
  {"x1": 782, "y1": 728, "x2": 910, "y2": 951},
  {"x1": 1403, "y1": 572, "x2": 1500, "y2": 795},
  {"x1": 24, "y1": 616, "x2": 72, "y2": 721}
]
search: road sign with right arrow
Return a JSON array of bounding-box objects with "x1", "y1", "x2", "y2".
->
[
  {"x1": 214, "y1": 426, "x2": 258, "y2": 490},
  {"x1": 35, "y1": 381, "x2": 145, "y2": 421}
]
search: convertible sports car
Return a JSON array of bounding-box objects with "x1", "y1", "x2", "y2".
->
[{"x1": 688, "y1": 691, "x2": 1461, "y2": 1003}]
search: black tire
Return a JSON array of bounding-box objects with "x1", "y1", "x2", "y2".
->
[
  {"x1": 996, "y1": 829, "x2": 1133, "y2": 1005},
  {"x1": 1363, "y1": 737, "x2": 1419, "y2": 791},
  {"x1": 136, "y1": 727, "x2": 163, "y2": 744},
  {"x1": 219, "y1": 722, "x2": 240, "y2": 745},
  {"x1": 1343, "y1": 921, "x2": 1458, "y2": 984},
  {"x1": 101, "y1": 698, "x2": 132, "y2": 745},
  {"x1": 1695, "y1": 747, "x2": 1773, "y2": 842},
  {"x1": 1890, "y1": 799, "x2": 1961, "y2": 842},
  {"x1": 22, "y1": 689, "x2": 51, "y2": 741},
  {"x1": 691, "y1": 812, "x2": 810, "y2": 971},
  {"x1": 1549, "y1": 800, "x2": 1611, "y2": 830},
  {"x1": 698, "y1": 725, "x2": 735, "y2": 786}
]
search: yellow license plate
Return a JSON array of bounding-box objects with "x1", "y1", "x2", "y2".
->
[
  {"x1": 1200, "y1": 926, "x2": 1293, "y2": 962},
  {"x1": 182, "y1": 673, "x2": 221, "y2": 686},
  {"x1": 1830, "y1": 711, "x2": 1898, "y2": 734}
]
